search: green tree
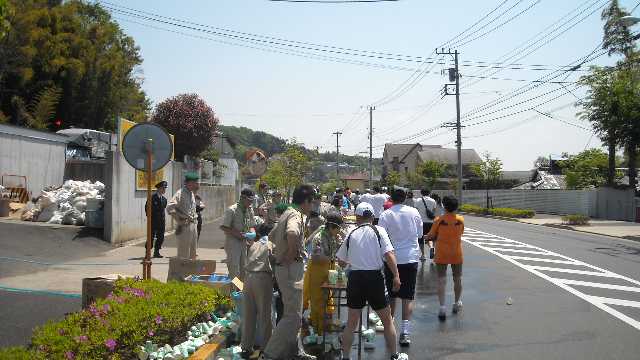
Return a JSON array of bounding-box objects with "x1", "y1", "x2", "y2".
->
[
  {"x1": 559, "y1": 148, "x2": 622, "y2": 189},
  {"x1": 384, "y1": 170, "x2": 402, "y2": 188},
  {"x1": 416, "y1": 160, "x2": 447, "y2": 190},
  {"x1": 471, "y1": 152, "x2": 503, "y2": 208},
  {"x1": 11, "y1": 85, "x2": 61, "y2": 129},
  {"x1": 262, "y1": 140, "x2": 312, "y2": 196},
  {"x1": 0, "y1": 0, "x2": 150, "y2": 130}
]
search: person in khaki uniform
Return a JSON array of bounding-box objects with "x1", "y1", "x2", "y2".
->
[
  {"x1": 263, "y1": 184, "x2": 317, "y2": 360},
  {"x1": 167, "y1": 173, "x2": 199, "y2": 260},
  {"x1": 241, "y1": 223, "x2": 275, "y2": 359},
  {"x1": 220, "y1": 188, "x2": 257, "y2": 280}
]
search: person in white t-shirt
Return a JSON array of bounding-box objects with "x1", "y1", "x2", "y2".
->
[
  {"x1": 413, "y1": 188, "x2": 437, "y2": 261},
  {"x1": 369, "y1": 186, "x2": 390, "y2": 225},
  {"x1": 336, "y1": 203, "x2": 406, "y2": 360},
  {"x1": 378, "y1": 187, "x2": 423, "y2": 347}
]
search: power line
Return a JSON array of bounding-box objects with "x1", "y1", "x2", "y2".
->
[
  {"x1": 450, "y1": 0, "x2": 542, "y2": 48},
  {"x1": 370, "y1": 0, "x2": 521, "y2": 107},
  {"x1": 268, "y1": 0, "x2": 399, "y2": 2}
]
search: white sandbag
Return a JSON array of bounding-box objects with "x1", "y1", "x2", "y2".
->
[
  {"x1": 62, "y1": 208, "x2": 84, "y2": 225},
  {"x1": 38, "y1": 191, "x2": 56, "y2": 209},
  {"x1": 94, "y1": 181, "x2": 105, "y2": 191},
  {"x1": 37, "y1": 204, "x2": 57, "y2": 222},
  {"x1": 73, "y1": 196, "x2": 88, "y2": 212},
  {"x1": 47, "y1": 210, "x2": 64, "y2": 224},
  {"x1": 59, "y1": 202, "x2": 73, "y2": 212}
]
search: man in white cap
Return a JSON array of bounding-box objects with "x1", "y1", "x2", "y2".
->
[{"x1": 336, "y1": 202, "x2": 407, "y2": 360}]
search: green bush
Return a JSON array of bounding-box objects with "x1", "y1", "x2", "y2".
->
[
  {"x1": 23, "y1": 278, "x2": 231, "y2": 360},
  {"x1": 488, "y1": 208, "x2": 536, "y2": 219},
  {"x1": 460, "y1": 204, "x2": 488, "y2": 215},
  {"x1": 562, "y1": 214, "x2": 590, "y2": 225},
  {"x1": 0, "y1": 346, "x2": 41, "y2": 360},
  {"x1": 460, "y1": 204, "x2": 535, "y2": 218}
]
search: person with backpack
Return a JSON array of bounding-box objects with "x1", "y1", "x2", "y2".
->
[
  {"x1": 413, "y1": 188, "x2": 437, "y2": 261},
  {"x1": 378, "y1": 187, "x2": 423, "y2": 347},
  {"x1": 426, "y1": 196, "x2": 465, "y2": 322},
  {"x1": 336, "y1": 203, "x2": 407, "y2": 360}
]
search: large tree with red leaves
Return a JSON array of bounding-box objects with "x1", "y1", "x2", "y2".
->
[{"x1": 151, "y1": 93, "x2": 219, "y2": 161}]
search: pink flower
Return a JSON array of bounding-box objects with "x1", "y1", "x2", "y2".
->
[
  {"x1": 105, "y1": 338, "x2": 117, "y2": 352},
  {"x1": 116, "y1": 297, "x2": 125, "y2": 304},
  {"x1": 65, "y1": 351, "x2": 75, "y2": 359},
  {"x1": 102, "y1": 304, "x2": 111, "y2": 313},
  {"x1": 148, "y1": 329, "x2": 154, "y2": 337},
  {"x1": 155, "y1": 315, "x2": 163, "y2": 324},
  {"x1": 58, "y1": 328, "x2": 66, "y2": 335},
  {"x1": 88, "y1": 304, "x2": 100, "y2": 318},
  {"x1": 75, "y1": 335, "x2": 88, "y2": 343}
]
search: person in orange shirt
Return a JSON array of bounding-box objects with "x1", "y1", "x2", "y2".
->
[{"x1": 426, "y1": 195, "x2": 464, "y2": 322}]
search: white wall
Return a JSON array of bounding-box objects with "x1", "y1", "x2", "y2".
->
[
  {"x1": 104, "y1": 150, "x2": 176, "y2": 245},
  {"x1": 0, "y1": 131, "x2": 66, "y2": 198},
  {"x1": 433, "y1": 188, "x2": 634, "y2": 221}
]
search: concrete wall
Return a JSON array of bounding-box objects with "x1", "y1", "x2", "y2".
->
[
  {"x1": 0, "y1": 128, "x2": 67, "y2": 198},
  {"x1": 104, "y1": 150, "x2": 176, "y2": 245},
  {"x1": 433, "y1": 188, "x2": 634, "y2": 221},
  {"x1": 104, "y1": 151, "x2": 237, "y2": 245}
]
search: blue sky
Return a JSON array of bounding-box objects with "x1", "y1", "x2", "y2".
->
[{"x1": 105, "y1": 0, "x2": 637, "y2": 170}]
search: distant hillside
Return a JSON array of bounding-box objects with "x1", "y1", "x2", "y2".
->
[{"x1": 218, "y1": 125, "x2": 381, "y2": 180}]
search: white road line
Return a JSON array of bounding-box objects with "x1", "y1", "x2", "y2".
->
[
  {"x1": 463, "y1": 237, "x2": 523, "y2": 243},
  {"x1": 507, "y1": 256, "x2": 580, "y2": 265},
  {"x1": 472, "y1": 242, "x2": 535, "y2": 249},
  {"x1": 464, "y1": 227, "x2": 640, "y2": 331},
  {"x1": 524, "y1": 265, "x2": 620, "y2": 278},
  {"x1": 586, "y1": 296, "x2": 640, "y2": 309},
  {"x1": 556, "y1": 279, "x2": 640, "y2": 293},
  {"x1": 486, "y1": 248, "x2": 552, "y2": 256}
]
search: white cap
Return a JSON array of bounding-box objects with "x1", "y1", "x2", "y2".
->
[{"x1": 355, "y1": 202, "x2": 374, "y2": 217}]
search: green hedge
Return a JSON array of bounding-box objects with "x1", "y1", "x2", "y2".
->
[
  {"x1": 2, "y1": 279, "x2": 231, "y2": 360},
  {"x1": 562, "y1": 214, "x2": 590, "y2": 225},
  {"x1": 460, "y1": 204, "x2": 535, "y2": 219}
]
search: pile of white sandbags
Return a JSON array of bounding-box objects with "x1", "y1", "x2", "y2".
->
[{"x1": 33, "y1": 180, "x2": 105, "y2": 225}]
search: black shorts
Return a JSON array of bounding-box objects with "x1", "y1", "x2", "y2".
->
[
  {"x1": 347, "y1": 270, "x2": 388, "y2": 311},
  {"x1": 423, "y1": 222, "x2": 433, "y2": 238},
  {"x1": 385, "y1": 262, "x2": 419, "y2": 300}
]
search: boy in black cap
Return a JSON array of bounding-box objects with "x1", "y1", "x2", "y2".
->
[{"x1": 146, "y1": 181, "x2": 168, "y2": 258}]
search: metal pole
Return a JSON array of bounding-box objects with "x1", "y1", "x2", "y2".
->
[
  {"x1": 143, "y1": 139, "x2": 154, "y2": 279},
  {"x1": 454, "y1": 50, "x2": 463, "y2": 203},
  {"x1": 369, "y1": 106, "x2": 374, "y2": 188},
  {"x1": 333, "y1": 131, "x2": 342, "y2": 184}
]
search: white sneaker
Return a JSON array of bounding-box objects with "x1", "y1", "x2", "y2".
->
[{"x1": 452, "y1": 301, "x2": 463, "y2": 314}]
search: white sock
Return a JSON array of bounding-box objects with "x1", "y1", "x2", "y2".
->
[
  {"x1": 440, "y1": 305, "x2": 446, "y2": 313},
  {"x1": 401, "y1": 320, "x2": 411, "y2": 335}
]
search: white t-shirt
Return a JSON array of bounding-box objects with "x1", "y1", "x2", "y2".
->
[
  {"x1": 369, "y1": 193, "x2": 390, "y2": 218},
  {"x1": 414, "y1": 196, "x2": 437, "y2": 224},
  {"x1": 336, "y1": 225, "x2": 394, "y2": 271},
  {"x1": 359, "y1": 193, "x2": 372, "y2": 205},
  {"x1": 378, "y1": 204, "x2": 422, "y2": 264}
]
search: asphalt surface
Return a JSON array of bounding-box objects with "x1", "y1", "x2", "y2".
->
[
  {"x1": 3, "y1": 216, "x2": 640, "y2": 358},
  {"x1": 336, "y1": 216, "x2": 640, "y2": 360},
  {"x1": 0, "y1": 219, "x2": 225, "y2": 348}
]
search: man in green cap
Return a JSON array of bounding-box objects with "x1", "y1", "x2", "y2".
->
[
  {"x1": 220, "y1": 188, "x2": 257, "y2": 280},
  {"x1": 167, "y1": 172, "x2": 200, "y2": 260}
]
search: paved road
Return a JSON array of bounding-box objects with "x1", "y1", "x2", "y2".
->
[
  {"x1": 0, "y1": 218, "x2": 226, "y2": 348},
  {"x1": 3, "y1": 216, "x2": 640, "y2": 358},
  {"x1": 346, "y1": 216, "x2": 640, "y2": 360}
]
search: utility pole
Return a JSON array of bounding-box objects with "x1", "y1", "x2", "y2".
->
[
  {"x1": 437, "y1": 48, "x2": 463, "y2": 203},
  {"x1": 333, "y1": 131, "x2": 343, "y2": 183},
  {"x1": 368, "y1": 106, "x2": 375, "y2": 188}
]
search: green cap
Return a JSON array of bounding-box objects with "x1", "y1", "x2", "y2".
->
[{"x1": 184, "y1": 172, "x2": 199, "y2": 182}]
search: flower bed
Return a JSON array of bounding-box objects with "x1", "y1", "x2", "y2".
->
[
  {"x1": 460, "y1": 204, "x2": 535, "y2": 219},
  {"x1": 2, "y1": 278, "x2": 231, "y2": 359}
]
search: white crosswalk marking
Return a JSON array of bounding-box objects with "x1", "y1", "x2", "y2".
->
[{"x1": 464, "y1": 228, "x2": 640, "y2": 331}]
